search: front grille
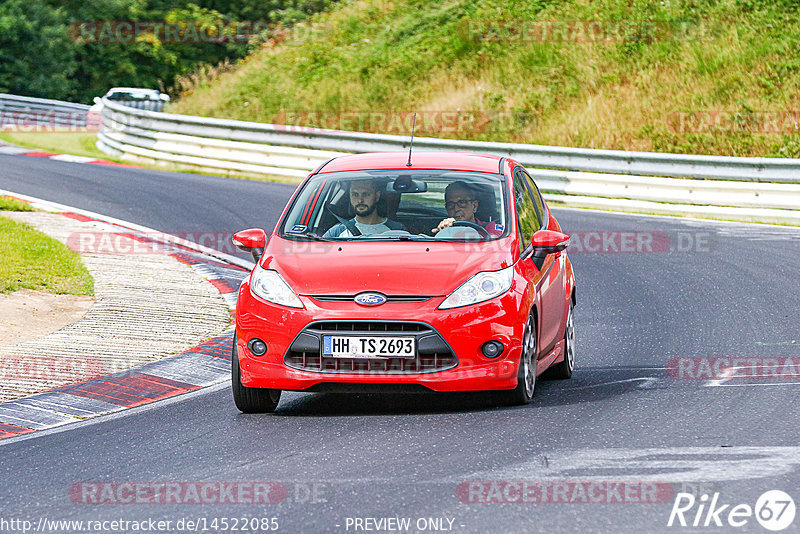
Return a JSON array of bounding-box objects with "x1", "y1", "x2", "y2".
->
[
  {"x1": 284, "y1": 353, "x2": 458, "y2": 374},
  {"x1": 312, "y1": 296, "x2": 431, "y2": 303},
  {"x1": 309, "y1": 321, "x2": 429, "y2": 333},
  {"x1": 284, "y1": 321, "x2": 458, "y2": 374}
]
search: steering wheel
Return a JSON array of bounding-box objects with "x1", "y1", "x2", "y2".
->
[{"x1": 452, "y1": 220, "x2": 490, "y2": 238}]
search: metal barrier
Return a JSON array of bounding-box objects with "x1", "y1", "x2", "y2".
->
[
  {"x1": 93, "y1": 97, "x2": 798, "y2": 225},
  {"x1": 0, "y1": 94, "x2": 90, "y2": 128}
]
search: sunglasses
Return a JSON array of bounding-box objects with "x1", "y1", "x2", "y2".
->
[{"x1": 445, "y1": 199, "x2": 476, "y2": 210}]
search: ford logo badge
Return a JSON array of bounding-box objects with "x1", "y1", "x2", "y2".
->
[{"x1": 354, "y1": 292, "x2": 387, "y2": 306}]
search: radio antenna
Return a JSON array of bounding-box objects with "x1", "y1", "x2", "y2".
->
[{"x1": 406, "y1": 112, "x2": 417, "y2": 167}]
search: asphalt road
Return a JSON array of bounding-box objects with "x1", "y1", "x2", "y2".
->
[{"x1": 1, "y1": 154, "x2": 799, "y2": 533}]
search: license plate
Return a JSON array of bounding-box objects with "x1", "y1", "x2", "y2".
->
[{"x1": 322, "y1": 336, "x2": 416, "y2": 359}]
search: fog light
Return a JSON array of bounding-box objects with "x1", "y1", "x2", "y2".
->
[
  {"x1": 248, "y1": 338, "x2": 267, "y2": 356},
  {"x1": 482, "y1": 341, "x2": 504, "y2": 358}
]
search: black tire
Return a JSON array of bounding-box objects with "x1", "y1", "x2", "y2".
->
[
  {"x1": 543, "y1": 300, "x2": 575, "y2": 380},
  {"x1": 497, "y1": 314, "x2": 537, "y2": 406},
  {"x1": 231, "y1": 333, "x2": 281, "y2": 413}
]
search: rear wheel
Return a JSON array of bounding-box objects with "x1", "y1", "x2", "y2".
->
[
  {"x1": 498, "y1": 315, "x2": 537, "y2": 405},
  {"x1": 543, "y1": 301, "x2": 575, "y2": 380},
  {"x1": 231, "y1": 332, "x2": 281, "y2": 413}
]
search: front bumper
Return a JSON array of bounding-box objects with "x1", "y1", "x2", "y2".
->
[{"x1": 235, "y1": 282, "x2": 526, "y2": 392}]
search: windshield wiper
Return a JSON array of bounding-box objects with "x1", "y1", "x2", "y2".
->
[
  {"x1": 365, "y1": 235, "x2": 432, "y2": 241},
  {"x1": 290, "y1": 232, "x2": 334, "y2": 241}
]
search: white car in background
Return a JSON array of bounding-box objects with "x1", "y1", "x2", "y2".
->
[
  {"x1": 90, "y1": 87, "x2": 170, "y2": 113},
  {"x1": 87, "y1": 88, "x2": 169, "y2": 130}
]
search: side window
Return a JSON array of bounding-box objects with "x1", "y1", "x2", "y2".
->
[
  {"x1": 309, "y1": 181, "x2": 339, "y2": 233},
  {"x1": 518, "y1": 168, "x2": 546, "y2": 229},
  {"x1": 512, "y1": 169, "x2": 539, "y2": 250}
]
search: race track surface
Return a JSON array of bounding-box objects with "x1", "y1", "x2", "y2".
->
[{"x1": 1, "y1": 154, "x2": 799, "y2": 533}]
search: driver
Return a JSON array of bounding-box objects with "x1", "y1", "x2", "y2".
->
[
  {"x1": 324, "y1": 179, "x2": 406, "y2": 237},
  {"x1": 432, "y1": 181, "x2": 503, "y2": 236}
]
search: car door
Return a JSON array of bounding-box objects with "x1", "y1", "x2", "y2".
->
[{"x1": 513, "y1": 167, "x2": 564, "y2": 353}]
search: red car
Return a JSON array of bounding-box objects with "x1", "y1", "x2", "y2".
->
[{"x1": 231, "y1": 151, "x2": 576, "y2": 412}]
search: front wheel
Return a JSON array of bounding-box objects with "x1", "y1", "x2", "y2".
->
[
  {"x1": 231, "y1": 332, "x2": 281, "y2": 413},
  {"x1": 497, "y1": 315, "x2": 537, "y2": 406}
]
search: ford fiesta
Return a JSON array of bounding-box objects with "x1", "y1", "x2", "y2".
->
[{"x1": 231, "y1": 151, "x2": 576, "y2": 412}]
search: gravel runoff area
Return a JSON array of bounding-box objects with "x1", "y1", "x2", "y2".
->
[{"x1": 0, "y1": 211, "x2": 232, "y2": 402}]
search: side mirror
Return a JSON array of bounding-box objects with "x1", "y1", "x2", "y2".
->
[
  {"x1": 232, "y1": 228, "x2": 266, "y2": 262},
  {"x1": 531, "y1": 230, "x2": 570, "y2": 255}
]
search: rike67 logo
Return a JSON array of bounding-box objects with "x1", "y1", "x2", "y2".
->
[{"x1": 668, "y1": 490, "x2": 796, "y2": 531}]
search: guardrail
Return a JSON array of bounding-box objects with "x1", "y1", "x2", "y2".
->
[
  {"x1": 97, "y1": 98, "x2": 800, "y2": 224},
  {"x1": 0, "y1": 93, "x2": 90, "y2": 128}
]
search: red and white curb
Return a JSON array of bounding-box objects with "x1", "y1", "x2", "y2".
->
[
  {"x1": 0, "y1": 191, "x2": 254, "y2": 441},
  {"x1": 0, "y1": 143, "x2": 138, "y2": 167}
]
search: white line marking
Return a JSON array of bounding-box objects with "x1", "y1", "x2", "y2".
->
[
  {"x1": 705, "y1": 382, "x2": 800, "y2": 388},
  {"x1": 315, "y1": 447, "x2": 800, "y2": 485},
  {"x1": 458, "y1": 447, "x2": 800, "y2": 484},
  {"x1": 568, "y1": 377, "x2": 660, "y2": 390},
  {"x1": 704, "y1": 365, "x2": 800, "y2": 387},
  {"x1": 704, "y1": 366, "x2": 742, "y2": 387},
  {"x1": 49, "y1": 154, "x2": 97, "y2": 163}
]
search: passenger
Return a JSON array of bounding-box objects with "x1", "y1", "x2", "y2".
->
[
  {"x1": 324, "y1": 179, "x2": 406, "y2": 237},
  {"x1": 432, "y1": 181, "x2": 503, "y2": 236}
]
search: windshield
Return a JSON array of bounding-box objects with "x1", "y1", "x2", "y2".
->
[{"x1": 279, "y1": 170, "x2": 509, "y2": 242}]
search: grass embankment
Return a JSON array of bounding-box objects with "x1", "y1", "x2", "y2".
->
[
  {"x1": 170, "y1": 0, "x2": 800, "y2": 157},
  {"x1": 0, "y1": 197, "x2": 93, "y2": 295}
]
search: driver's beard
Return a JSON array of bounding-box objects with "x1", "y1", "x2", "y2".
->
[{"x1": 355, "y1": 203, "x2": 377, "y2": 217}]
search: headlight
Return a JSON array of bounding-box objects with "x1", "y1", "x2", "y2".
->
[
  {"x1": 250, "y1": 265, "x2": 303, "y2": 308},
  {"x1": 438, "y1": 266, "x2": 514, "y2": 309}
]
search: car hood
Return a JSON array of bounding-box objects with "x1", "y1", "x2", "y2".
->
[{"x1": 260, "y1": 237, "x2": 515, "y2": 297}]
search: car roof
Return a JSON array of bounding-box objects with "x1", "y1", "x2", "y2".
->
[
  {"x1": 318, "y1": 152, "x2": 504, "y2": 174},
  {"x1": 106, "y1": 87, "x2": 161, "y2": 94}
]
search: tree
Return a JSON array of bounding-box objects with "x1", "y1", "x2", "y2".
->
[
  {"x1": 0, "y1": 0, "x2": 77, "y2": 99},
  {"x1": 2, "y1": 0, "x2": 335, "y2": 102}
]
